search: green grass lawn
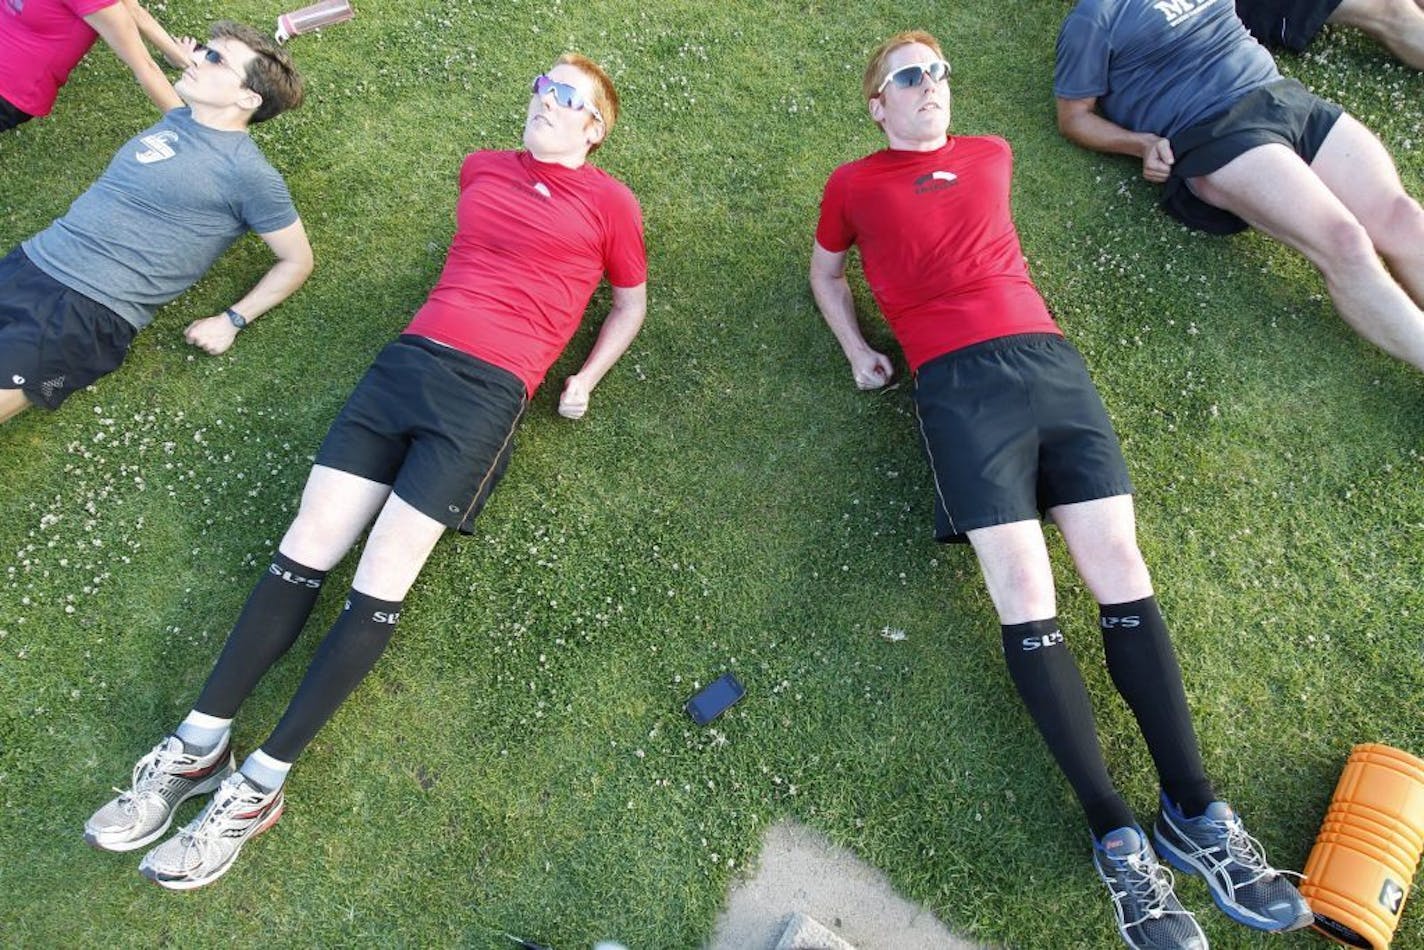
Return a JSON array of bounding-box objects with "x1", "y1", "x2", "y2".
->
[{"x1": 1, "y1": 2, "x2": 1421, "y2": 947}]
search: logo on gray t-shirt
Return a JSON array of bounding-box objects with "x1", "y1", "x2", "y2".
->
[{"x1": 135, "y1": 131, "x2": 180, "y2": 164}]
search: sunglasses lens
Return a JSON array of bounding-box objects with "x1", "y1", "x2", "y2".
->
[
  {"x1": 893, "y1": 66, "x2": 923, "y2": 89},
  {"x1": 928, "y1": 61, "x2": 949, "y2": 81},
  {"x1": 534, "y1": 75, "x2": 576, "y2": 107}
]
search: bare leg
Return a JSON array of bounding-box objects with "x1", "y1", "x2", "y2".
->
[
  {"x1": 349, "y1": 492, "x2": 447, "y2": 601},
  {"x1": 1309, "y1": 114, "x2": 1424, "y2": 307},
  {"x1": 278, "y1": 464, "x2": 393, "y2": 571},
  {"x1": 965, "y1": 519, "x2": 1058, "y2": 624},
  {"x1": 0, "y1": 388, "x2": 32, "y2": 424},
  {"x1": 1050, "y1": 495, "x2": 1155, "y2": 604},
  {"x1": 1192, "y1": 143, "x2": 1424, "y2": 370},
  {"x1": 1330, "y1": 0, "x2": 1424, "y2": 69}
]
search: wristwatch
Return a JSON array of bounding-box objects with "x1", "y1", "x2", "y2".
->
[{"x1": 225, "y1": 307, "x2": 248, "y2": 329}]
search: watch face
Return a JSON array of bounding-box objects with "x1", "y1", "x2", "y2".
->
[{"x1": 226, "y1": 308, "x2": 247, "y2": 328}]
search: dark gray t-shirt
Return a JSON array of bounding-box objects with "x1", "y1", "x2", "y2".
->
[
  {"x1": 23, "y1": 107, "x2": 298, "y2": 330},
  {"x1": 1054, "y1": 0, "x2": 1280, "y2": 139}
]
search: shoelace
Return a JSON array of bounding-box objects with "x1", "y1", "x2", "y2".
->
[
  {"x1": 1218, "y1": 818, "x2": 1305, "y2": 887},
  {"x1": 112, "y1": 741, "x2": 192, "y2": 814},
  {"x1": 170, "y1": 778, "x2": 265, "y2": 865},
  {"x1": 1122, "y1": 851, "x2": 1190, "y2": 922}
]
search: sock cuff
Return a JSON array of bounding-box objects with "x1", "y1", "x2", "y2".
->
[
  {"x1": 271, "y1": 550, "x2": 328, "y2": 586},
  {"x1": 1098, "y1": 595, "x2": 1162, "y2": 629},
  {"x1": 1001, "y1": 617, "x2": 1064, "y2": 653},
  {"x1": 343, "y1": 588, "x2": 404, "y2": 623},
  {"x1": 182, "y1": 710, "x2": 233, "y2": 730},
  {"x1": 246, "y1": 747, "x2": 293, "y2": 772}
]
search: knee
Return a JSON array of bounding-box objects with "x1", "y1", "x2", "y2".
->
[
  {"x1": 1084, "y1": 536, "x2": 1152, "y2": 597},
  {"x1": 1315, "y1": 217, "x2": 1381, "y2": 275},
  {"x1": 280, "y1": 506, "x2": 349, "y2": 569},
  {"x1": 983, "y1": 562, "x2": 1058, "y2": 623},
  {"x1": 1373, "y1": 192, "x2": 1424, "y2": 257}
]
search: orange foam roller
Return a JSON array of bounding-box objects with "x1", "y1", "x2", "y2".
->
[{"x1": 1302, "y1": 744, "x2": 1424, "y2": 948}]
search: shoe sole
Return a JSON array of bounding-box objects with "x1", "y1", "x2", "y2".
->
[
  {"x1": 1154, "y1": 826, "x2": 1311, "y2": 933},
  {"x1": 83, "y1": 765, "x2": 234, "y2": 853},
  {"x1": 139, "y1": 800, "x2": 283, "y2": 891}
]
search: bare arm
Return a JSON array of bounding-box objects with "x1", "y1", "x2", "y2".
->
[
  {"x1": 809, "y1": 241, "x2": 893, "y2": 389},
  {"x1": 557, "y1": 282, "x2": 648, "y2": 419},
  {"x1": 84, "y1": 3, "x2": 181, "y2": 114},
  {"x1": 121, "y1": 0, "x2": 190, "y2": 69},
  {"x1": 184, "y1": 219, "x2": 315, "y2": 355},
  {"x1": 1056, "y1": 95, "x2": 1175, "y2": 184}
]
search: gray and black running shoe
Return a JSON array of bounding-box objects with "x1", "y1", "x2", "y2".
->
[
  {"x1": 84, "y1": 735, "x2": 233, "y2": 852},
  {"x1": 1094, "y1": 825, "x2": 1209, "y2": 950},
  {"x1": 1155, "y1": 796, "x2": 1312, "y2": 933}
]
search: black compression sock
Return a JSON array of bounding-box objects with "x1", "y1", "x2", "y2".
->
[
  {"x1": 1100, "y1": 597, "x2": 1215, "y2": 817},
  {"x1": 193, "y1": 552, "x2": 328, "y2": 718},
  {"x1": 1002, "y1": 619, "x2": 1135, "y2": 838},
  {"x1": 261, "y1": 589, "x2": 404, "y2": 763}
]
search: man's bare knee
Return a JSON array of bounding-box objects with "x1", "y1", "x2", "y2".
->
[
  {"x1": 1316, "y1": 217, "x2": 1382, "y2": 276},
  {"x1": 1372, "y1": 193, "x2": 1424, "y2": 258}
]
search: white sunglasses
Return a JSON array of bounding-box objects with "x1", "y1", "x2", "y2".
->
[{"x1": 877, "y1": 59, "x2": 952, "y2": 94}]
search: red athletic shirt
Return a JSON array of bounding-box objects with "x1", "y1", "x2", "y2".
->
[
  {"x1": 815, "y1": 136, "x2": 1060, "y2": 372},
  {"x1": 406, "y1": 150, "x2": 647, "y2": 393}
]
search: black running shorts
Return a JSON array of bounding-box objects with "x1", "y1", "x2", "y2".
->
[
  {"x1": 1235, "y1": 0, "x2": 1343, "y2": 51},
  {"x1": 315, "y1": 335, "x2": 528, "y2": 534},
  {"x1": 0, "y1": 95, "x2": 33, "y2": 132},
  {"x1": 912, "y1": 333, "x2": 1134, "y2": 543},
  {"x1": 1163, "y1": 79, "x2": 1343, "y2": 235},
  {"x1": 0, "y1": 247, "x2": 137, "y2": 409}
]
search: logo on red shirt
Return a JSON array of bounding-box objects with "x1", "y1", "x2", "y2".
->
[{"x1": 913, "y1": 170, "x2": 958, "y2": 195}]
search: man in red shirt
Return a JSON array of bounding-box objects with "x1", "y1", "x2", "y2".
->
[
  {"x1": 84, "y1": 53, "x2": 647, "y2": 890},
  {"x1": 811, "y1": 30, "x2": 1308, "y2": 950}
]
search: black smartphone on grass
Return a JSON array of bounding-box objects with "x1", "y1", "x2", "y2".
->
[{"x1": 684, "y1": 673, "x2": 745, "y2": 725}]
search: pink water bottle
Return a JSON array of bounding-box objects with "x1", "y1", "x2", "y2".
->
[{"x1": 275, "y1": 0, "x2": 355, "y2": 42}]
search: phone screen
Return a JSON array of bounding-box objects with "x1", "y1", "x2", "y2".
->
[{"x1": 685, "y1": 673, "x2": 745, "y2": 725}]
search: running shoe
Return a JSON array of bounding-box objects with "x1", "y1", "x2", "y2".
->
[
  {"x1": 138, "y1": 772, "x2": 283, "y2": 890},
  {"x1": 1154, "y1": 796, "x2": 1312, "y2": 933},
  {"x1": 1094, "y1": 825, "x2": 1209, "y2": 950},
  {"x1": 84, "y1": 735, "x2": 233, "y2": 852}
]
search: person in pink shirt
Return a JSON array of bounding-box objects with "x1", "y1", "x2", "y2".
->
[{"x1": 1, "y1": 0, "x2": 188, "y2": 130}]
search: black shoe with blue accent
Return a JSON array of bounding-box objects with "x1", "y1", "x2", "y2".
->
[
  {"x1": 1153, "y1": 796, "x2": 1312, "y2": 933},
  {"x1": 1094, "y1": 825, "x2": 1209, "y2": 950}
]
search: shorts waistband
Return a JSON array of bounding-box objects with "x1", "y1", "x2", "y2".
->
[
  {"x1": 397, "y1": 334, "x2": 528, "y2": 398},
  {"x1": 917, "y1": 333, "x2": 1065, "y2": 373}
]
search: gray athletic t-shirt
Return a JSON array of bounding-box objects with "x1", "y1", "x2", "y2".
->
[
  {"x1": 23, "y1": 107, "x2": 298, "y2": 330},
  {"x1": 1054, "y1": 0, "x2": 1280, "y2": 139}
]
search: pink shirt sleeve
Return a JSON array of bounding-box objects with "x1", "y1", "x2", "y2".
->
[{"x1": 67, "y1": 0, "x2": 122, "y2": 18}]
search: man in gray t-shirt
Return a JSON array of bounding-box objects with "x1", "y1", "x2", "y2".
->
[
  {"x1": 0, "y1": 20, "x2": 312, "y2": 422},
  {"x1": 1055, "y1": 0, "x2": 1424, "y2": 376}
]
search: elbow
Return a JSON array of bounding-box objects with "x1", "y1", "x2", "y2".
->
[{"x1": 293, "y1": 250, "x2": 316, "y2": 283}]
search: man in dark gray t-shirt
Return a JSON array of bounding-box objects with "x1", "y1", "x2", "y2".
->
[
  {"x1": 0, "y1": 20, "x2": 312, "y2": 423},
  {"x1": 1055, "y1": 0, "x2": 1424, "y2": 377}
]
